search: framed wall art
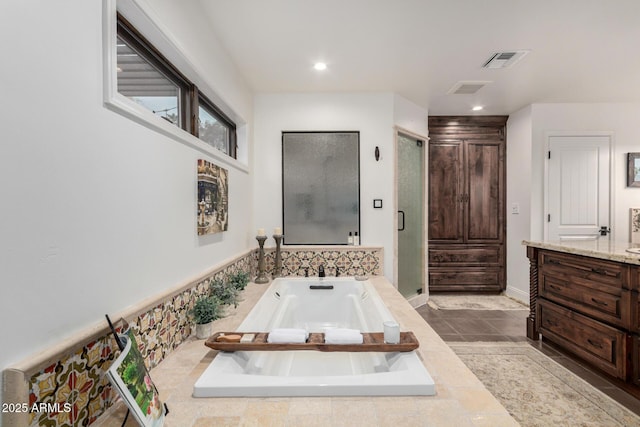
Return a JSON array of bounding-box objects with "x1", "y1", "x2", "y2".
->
[
  {"x1": 197, "y1": 159, "x2": 229, "y2": 235},
  {"x1": 631, "y1": 208, "x2": 640, "y2": 243},
  {"x1": 627, "y1": 153, "x2": 640, "y2": 187}
]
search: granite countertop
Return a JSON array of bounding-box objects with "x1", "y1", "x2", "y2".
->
[{"x1": 523, "y1": 239, "x2": 640, "y2": 265}]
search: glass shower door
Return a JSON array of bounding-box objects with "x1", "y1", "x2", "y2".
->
[{"x1": 397, "y1": 134, "x2": 425, "y2": 297}]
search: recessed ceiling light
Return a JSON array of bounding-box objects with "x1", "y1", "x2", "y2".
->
[
  {"x1": 313, "y1": 62, "x2": 327, "y2": 71},
  {"x1": 472, "y1": 106, "x2": 483, "y2": 111}
]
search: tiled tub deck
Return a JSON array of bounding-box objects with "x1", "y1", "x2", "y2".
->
[
  {"x1": 2, "y1": 246, "x2": 383, "y2": 427},
  {"x1": 96, "y1": 277, "x2": 516, "y2": 427}
]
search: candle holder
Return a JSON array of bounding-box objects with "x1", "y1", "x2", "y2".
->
[
  {"x1": 254, "y1": 235, "x2": 270, "y2": 284},
  {"x1": 273, "y1": 234, "x2": 283, "y2": 278}
]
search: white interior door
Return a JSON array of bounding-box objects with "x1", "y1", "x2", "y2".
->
[{"x1": 547, "y1": 135, "x2": 611, "y2": 241}]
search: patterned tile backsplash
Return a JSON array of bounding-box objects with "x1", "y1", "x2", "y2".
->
[
  {"x1": 262, "y1": 246, "x2": 383, "y2": 277},
  {"x1": 10, "y1": 246, "x2": 381, "y2": 427}
]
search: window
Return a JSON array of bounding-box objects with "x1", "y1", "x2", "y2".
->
[
  {"x1": 282, "y1": 132, "x2": 360, "y2": 244},
  {"x1": 115, "y1": 14, "x2": 236, "y2": 158},
  {"x1": 196, "y1": 94, "x2": 237, "y2": 158}
]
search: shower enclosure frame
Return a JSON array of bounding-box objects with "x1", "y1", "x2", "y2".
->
[{"x1": 393, "y1": 127, "x2": 429, "y2": 306}]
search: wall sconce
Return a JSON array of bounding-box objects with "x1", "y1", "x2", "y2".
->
[{"x1": 374, "y1": 146, "x2": 380, "y2": 161}]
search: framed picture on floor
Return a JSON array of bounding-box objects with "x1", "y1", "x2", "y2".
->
[{"x1": 106, "y1": 329, "x2": 167, "y2": 427}]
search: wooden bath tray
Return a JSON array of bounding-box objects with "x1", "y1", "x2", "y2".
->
[{"x1": 205, "y1": 331, "x2": 419, "y2": 352}]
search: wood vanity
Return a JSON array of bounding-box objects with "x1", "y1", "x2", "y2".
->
[{"x1": 525, "y1": 240, "x2": 640, "y2": 390}]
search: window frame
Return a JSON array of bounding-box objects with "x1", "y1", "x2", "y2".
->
[
  {"x1": 116, "y1": 13, "x2": 194, "y2": 132},
  {"x1": 105, "y1": 4, "x2": 240, "y2": 162},
  {"x1": 194, "y1": 89, "x2": 238, "y2": 159},
  {"x1": 281, "y1": 131, "x2": 361, "y2": 245}
]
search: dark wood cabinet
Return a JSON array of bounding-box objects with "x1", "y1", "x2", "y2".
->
[
  {"x1": 538, "y1": 299, "x2": 630, "y2": 379},
  {"x1": 428, "y1": 116, "x2": 507, "y2": 292},
  {"x1": 527, "y1": 245, "x2": 640, "y2": 394}
]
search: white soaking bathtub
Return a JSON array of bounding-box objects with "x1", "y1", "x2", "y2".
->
[{"x1": 193, "y1": 277, "x2": 435, "y2": 397}]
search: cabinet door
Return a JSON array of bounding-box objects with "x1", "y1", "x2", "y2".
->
[
  {"x1": 428, "y1": 140, "x2": 463, "y2": 242},
  {"x1": 465, "y1": 140, "x2": 504, "y2": 243}
]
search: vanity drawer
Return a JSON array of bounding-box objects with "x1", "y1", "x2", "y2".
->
[
  {"x1": 539, "y1": 250, "x2": 627, "y2": 291},
  {"x1": 632, "y1": 292, "x2": 640, "y2": 334},
  {"x1": 539, "y1": 274, "x2": 631, "y2": 328},
  {"x1": 428, "y1": 268, "x2": 502, "y2": 292},
  {"x1": 539, "y1": 299, "x2": 629, "y2": 379},
  {"x1": 429, "y1": 246, "x2": 502, "y2": 266}
]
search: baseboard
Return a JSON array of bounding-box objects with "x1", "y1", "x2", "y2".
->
[
  {"x1": 407, "y1": 293, "x2": 428, "y2": 308},
  {"x1": 504, "y1": 286, "x2": 529, "y2": 306}
]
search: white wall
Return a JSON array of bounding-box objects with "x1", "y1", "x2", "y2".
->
[
  {"x1": 0, "y1": 0, "x2": 254, "y2": 405},
  {"x1": 506, "y1": 102, "x2": 640, "y2": 303},
  {"x1": 506, "y1": 107, "x2": 533, "y2": 302},
  {"x1": 531, "y1": 103, "x2": 640, "y2": 242},
  {"x1": 393, "y1": 95, "x2": 430, "y2": 137},
  {"x1": 253, "y1": 93, "x2": 427, "y2": 282}
]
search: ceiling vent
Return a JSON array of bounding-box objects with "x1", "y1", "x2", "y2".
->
[
  {"x1": 448, "y1": 81, "x2": 491, "y2": 95},
  {"x1": 482, "y1": 50, "x2": 530, "y2": 69}
]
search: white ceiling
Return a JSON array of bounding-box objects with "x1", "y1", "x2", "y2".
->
[{"x1": 196, "y1": 0, "x2": 640, "y2": 115}]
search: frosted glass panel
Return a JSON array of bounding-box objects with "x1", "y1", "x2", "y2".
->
[
  {"x1": 282, "y1": 132, "x2": 360, "y2": 244},
  {"x1": 398, "y1": 134, "x2": 424, "y2": 297}
]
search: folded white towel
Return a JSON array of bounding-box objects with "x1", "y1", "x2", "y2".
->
[
  {"x1": 267, "y1": 328, "x2": 308, "y2": 344},
  {"x1": 324, "y1": 328, "x2": 363, "y2": 344}
]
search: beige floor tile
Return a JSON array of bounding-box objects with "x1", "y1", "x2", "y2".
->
[
  {"x1": 197, "y1": 398, "x2": 249, "y2": 417},
  {"x1": 413, "y1": 398, "x2": 465, "y2": 415},
  {"x1": 239, "y1": 413, "x2": 287, "y2": 427},
  {"x1": 377, "y1": 413, "x2": 425, "y2": 427},
  {"x1": 287, "y1": 397, "x2": 332, "y2": 415},
  {"x1": 162, "y1": 402, "x2": 199, "y2": 426},
  {"x1": 193, "y1": 416, "x2": 241, "y2": 427},
  {"x1": 331, "y1": 399, "x2": 378, "y2": 426},
  {"x1": 285, "y1": 413, "x2": 333, "y2": 427},
  {"x1": 470, "y1": 413, "x2": 520, "y2": 427},
  {"x1": 371, "y1": 396, "x2": 418, "y2": 414},
  {"x1": 331, "y1": 412, "x2": 379, "y2": 427},
  {"x1": 244, "y1": 400, "x2": 290, "y2": 418},
  {"x1": 449, "y1": 387, "x2": 507, "y2": 414}
]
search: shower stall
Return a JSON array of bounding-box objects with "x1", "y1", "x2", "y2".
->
[{"x1": 396, "y1": 132, "x2": 426, "y2": 299}]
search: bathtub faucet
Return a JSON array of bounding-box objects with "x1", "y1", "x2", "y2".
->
[{"x1": 318, "y1": 264, "x2": 325, "y2": 278}]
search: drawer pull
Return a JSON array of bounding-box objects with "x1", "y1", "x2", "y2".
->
[
  {"x1": 548, "y1": 284, "x2": 563, "y2": 292},
  {"x1": 590, "y1": 297, "x2": 608, "y2": 307},
  {"x1": 591, "y1": 267, "x2": 608, "y2": 275},
  {"x1": 545, "y1": 319, "x2": 559, "y2": 328},
  {"x1": 587, "y1": 338, "x2": 604, "y2": 349}
]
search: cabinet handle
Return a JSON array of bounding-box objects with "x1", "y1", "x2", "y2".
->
[
  {"x1": 591, "y1": 267, "x2": 606, "y2": 275},
  {"x1": 590, "y1": 297, "x2": 608, "y2": 307},
  {"x1": 548, "y1": 284, "x2": 563, "y2": 292},
  {"x1": 587, "y1": 338, "x2": 604, "y2": 349}
]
